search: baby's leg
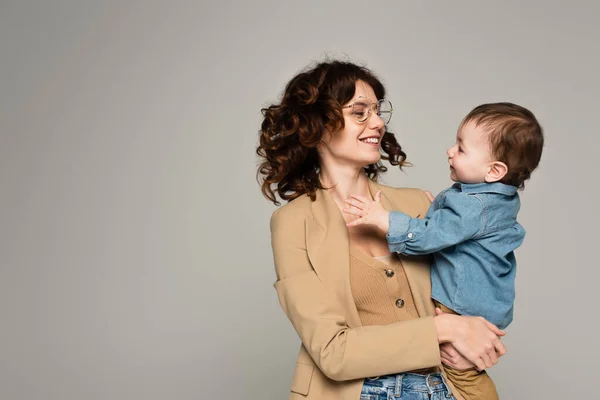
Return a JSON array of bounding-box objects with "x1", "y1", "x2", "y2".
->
[{"x1": 434, "y1": 300, "x2": 499, "y2": 400}]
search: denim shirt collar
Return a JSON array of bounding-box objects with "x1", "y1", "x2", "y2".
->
[{"x1": 452, "y1": 182, "x2": 518, "y2": 196}]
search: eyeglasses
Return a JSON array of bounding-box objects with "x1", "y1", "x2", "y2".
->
[{"x1": 342, "y1": 96, "x2": 393, "y2": 124}]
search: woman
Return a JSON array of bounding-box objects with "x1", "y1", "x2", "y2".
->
[{"x1": 256, "y1": 60, "x2": 505, "y2": 400}]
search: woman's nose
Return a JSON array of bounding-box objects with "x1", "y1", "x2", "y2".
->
[{"x1": 369, "y1": 111, "x2": 385, "y2": 130}]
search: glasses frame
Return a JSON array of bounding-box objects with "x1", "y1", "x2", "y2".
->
[{"x1": 342, "y1": 96, "x2": 393, "y2": 124}]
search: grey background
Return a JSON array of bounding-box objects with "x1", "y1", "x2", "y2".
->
[{"x1": 1, "y1": 1, "x2": 597, "y2": 399}]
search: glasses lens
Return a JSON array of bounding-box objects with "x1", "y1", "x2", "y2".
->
[
  {"x1": 352, "y1": 100, "x2": 370, "y2": 122},
  {"x1": 378, "y1": 99, "x2": 393, "y2": 124}
]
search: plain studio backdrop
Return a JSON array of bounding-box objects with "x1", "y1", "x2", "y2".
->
[{"x1": 1, "y1": 1, "x2": 597, "y2": 399}]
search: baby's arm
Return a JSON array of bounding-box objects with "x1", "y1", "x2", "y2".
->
[{"x1": 345, "y1": 190, "x2": 485, "y2": 255}]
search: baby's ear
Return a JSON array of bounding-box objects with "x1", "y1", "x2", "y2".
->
[{"x1": 485, "y1": 161, "x2": 508, "y2": 183}]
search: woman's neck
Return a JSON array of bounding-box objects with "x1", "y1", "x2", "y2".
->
[{"x1": 319, "y1": 165, "x2": 372, "y2": 206}]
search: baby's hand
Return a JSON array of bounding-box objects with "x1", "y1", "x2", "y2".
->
[{"x1": 343, "y1": 190, "x2": 390, "y2": 234}]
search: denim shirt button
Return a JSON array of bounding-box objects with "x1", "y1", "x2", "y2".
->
[{"x1": 407, "y1": 232, "x2": 414, "y2": 239}]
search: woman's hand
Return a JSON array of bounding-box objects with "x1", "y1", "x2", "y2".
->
[
  {"x1": 440, "y1": 343, "x2": 475, "y2": 370},
  {"x1": 434, "y1": 307, "x2": 506, "y2": 371}
]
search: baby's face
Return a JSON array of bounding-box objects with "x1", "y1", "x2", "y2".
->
[{"x1": 446, "y1": 121, "x2": 494, "y2": 184}]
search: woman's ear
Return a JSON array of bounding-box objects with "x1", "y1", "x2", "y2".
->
[{"x1": 485, "y1": 161, "x2": 508, "y2": 183}]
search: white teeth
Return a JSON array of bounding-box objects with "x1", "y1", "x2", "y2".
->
[{"x1": 361, "y1": 137, "x2": 379, "y2": 144}]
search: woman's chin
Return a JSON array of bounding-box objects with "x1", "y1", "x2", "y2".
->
[
  {"x1": 365, "y1": 150, "x2": 382, "y2": 163},
  {"x1": 362, "y1": 155, "x2": 382, "y2": 167}
]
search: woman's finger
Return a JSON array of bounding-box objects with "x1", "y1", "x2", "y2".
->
[
  {"x1": 441, "y1": 357, "x2": 455, "y2": 368},
  {"x1": 442, "y1": 343, "x2": 459, "y2": 358},
  {"x1": 472, "y1": 356, "x2": 485, "y2": 372},
  {"x1": 493, "y1": 337, "x2": 507, "y2": 356},
  {"x1": 440, "y1": 350, "x2": 454, "y2": 361},
  {"x1": 458, "y1": 347, "x2": 481, "y2": 371},
  {"x1": 483, "y1": 319, "x2": 506, "y2": 336},
  {"x1": 487, "y1": 347, "x2": 498, "y2": 366},
  {"x1": 480, "y1": 350, "x2": 494, "y2": 369}
]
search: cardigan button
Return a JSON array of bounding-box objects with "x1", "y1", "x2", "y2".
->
[
  {"x1": 385, "y1": 269, "x2": 395, "y2": 278},
  {"x1": 395, "y1": 298, "x2": 405, "y2": 308}
]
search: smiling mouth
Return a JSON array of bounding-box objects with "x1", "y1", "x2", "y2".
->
[{"x1": 359, "y1": 137, "x2": 380, "y2": 145}]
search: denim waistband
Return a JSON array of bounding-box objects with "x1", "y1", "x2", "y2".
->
[{"x1": 363, "y1": 372, "x2": 453, "y2": 397}]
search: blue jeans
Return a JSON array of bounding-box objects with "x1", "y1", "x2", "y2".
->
[{"x1": 360, "y1": 372, "x2": 455, "y2": 400}]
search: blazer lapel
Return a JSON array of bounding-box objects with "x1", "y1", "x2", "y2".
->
[{"x1": 306, "y1": 188, "x2": 363, "y2": 328}]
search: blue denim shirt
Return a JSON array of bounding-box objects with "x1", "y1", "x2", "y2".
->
[{"x1": 387, "y1": 182, "x2": 525, "y2": 329}]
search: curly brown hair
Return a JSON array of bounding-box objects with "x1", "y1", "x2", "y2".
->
[{"x1": 256, "y1": 60, "x2": 409, "y2": 205}]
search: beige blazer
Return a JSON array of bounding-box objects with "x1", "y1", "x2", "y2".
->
[{"x1": 270, "y1": 179, "x2": 464, "y2": 399}]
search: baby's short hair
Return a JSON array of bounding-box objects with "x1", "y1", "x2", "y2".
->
[{"x1": 460, "y1": 102, "x2": 544, "y2": 189}]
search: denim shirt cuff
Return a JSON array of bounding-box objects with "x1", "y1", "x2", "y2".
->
[{"x1": 386, "y1": 211, "x2": 412, "y2": 253}]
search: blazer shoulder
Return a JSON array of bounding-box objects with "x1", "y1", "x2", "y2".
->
[
  {"x1": 384, "y1": 185, "x2": 427, "y2": 198},
  {"x1": 381, "y1": 184, "x2": 430, "y2": 203},
  {"x1": 270, "y1": 194, "x2": 312, "y2": 227},
  {"x1": 378, "y1": 184, "x2": 431, "y2": 217}
]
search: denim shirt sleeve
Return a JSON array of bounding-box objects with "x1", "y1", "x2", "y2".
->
[{"x1": 386, "y1": 191, "x2": 485, "y2": 255}]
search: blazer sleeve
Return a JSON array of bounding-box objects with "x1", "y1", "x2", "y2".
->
[{"x1": 270, "y1": 204, "x2": 441, "y2": 382}]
